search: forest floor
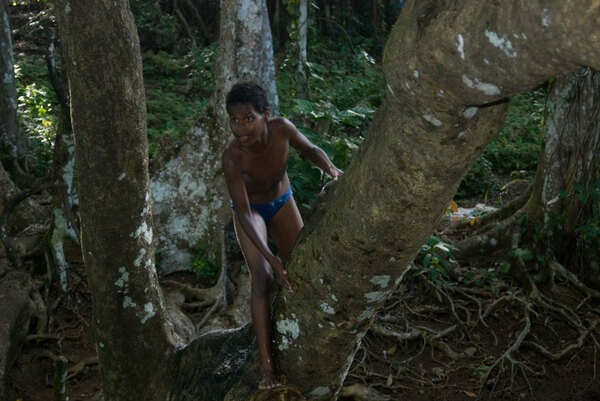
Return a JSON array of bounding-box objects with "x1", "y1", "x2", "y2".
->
[{"x1": 6, "y1": 181, "x2": 600, "y2": 401}]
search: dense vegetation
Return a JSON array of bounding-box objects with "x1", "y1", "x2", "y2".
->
[{"x1": 12, "y1": 1, "x2": 544, "y2": 207}]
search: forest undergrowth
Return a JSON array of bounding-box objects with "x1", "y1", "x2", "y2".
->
[{"x1": 7, "y1": 187, "x2": 600, "y2": 401}]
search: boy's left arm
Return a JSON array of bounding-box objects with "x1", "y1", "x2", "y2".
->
[{"x1": 285, "y1": 119, "x2": 343, "y2": 180}]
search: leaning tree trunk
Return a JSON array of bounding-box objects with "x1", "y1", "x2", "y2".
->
[
  {"x1": 268, "y1": 1, "x2": 600, "y2": 399},
  {"x1": 150, "y1": 0, "x2": 279, "y2": 275},
  {"x1": 55, "y1": 0, "x2": 600, "y2": 400},
  {"x1": 523, "y1": 68, "x2": 600, "y2": 283},
  {"x1": 0, "y1": 0, "x2": 28, "y2": 181}
]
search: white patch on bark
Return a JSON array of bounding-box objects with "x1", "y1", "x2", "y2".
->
[
  {"x1": 490, "y1": 238, "x2": 498, "y2": 246},
  {"x1": 458, "y1": 131, "x2": 468, "y2": 139},
  {"x1": 463, "y1": 106, "x2": 478, "y2": 119},
  {"x1": 51, "y1": 208, "x2": 70, "y2": 293},
  {"x1": 141, "y1": 302, "x2": 155, "y2": 324},
  {"x1": 118, "y1": 173, "x2": 126, "y2": 181},
  {"x1": 462, "y1": 75, "x2": 501, "y2": 96},
  {"x1": 99, "y1": 342, "x2": 104, "y2": 348},
  {"x1": 358, "y1": 307, "x2": 375, "y2": 321},
  {"x1": 61, "y1": 134, "x2": 78, "y2": 206},
  {"x1": 123, "y1": 296, "x2": 137, "y2": 308},
  {"x1": 317, "y1": 323, "x2": 323, "y2": 328},
  {"x1": 310, "y1": 387, "x2": 331, "y2": 397},
  {"x1": 134, "y1": 248, "x2": 147, "y2": 267},
  {"x1": 365, "y1": 291, "x2": 387, "y2": 303},
  {"x1": 114, "y1": 266, "x2": 129, "y2": 289},
  {"x1": 370, "y1": 275, "x2": 391, "y2": 288},
  {"x1": 422, "y1": 114, "x2": 443, "y2": 127},
  {"x1": 413, "y1": 70, "x2": 419, "y2": 79},
  {"x1": 541, "y1": 9, "x2": 551, "y2": 27},
  {"x1": 485, "y1": 30, "x2": 518, "y2": 58},
  {"x1": 276, "y1": 315, "x2": 300, "y2": 350},
  {"x1": 132, "y1": 221, "x2": 153, "y2": 244},
  {"x1": 64, "y1": 3, "x2": 71, "y2": 13},
  {"x1": 319, "y1": 301, "x2": 336, "y2": 315},
  {"x1": 456, "y1": 34, "x2": 465, "y2": 60},
  {"x1": 387, "y1": 84, "x2": 396, "y2": 95},
  {"x1": 330, "y1": 294, "x2": 338, "y2": 302}
]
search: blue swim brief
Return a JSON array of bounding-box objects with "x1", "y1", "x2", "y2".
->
[{"x1": 230, "y1": 186, "x2": 293, "y2": 225}]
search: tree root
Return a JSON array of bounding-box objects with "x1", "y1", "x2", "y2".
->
[
  {"x1": 36, "y1": 350, "x2": 98, "y2": 380},
  {"x1": 339, "y1": 383, "x2": 390, "y2": 401},
  {"x1": 456, "y1": 182, "x2": 532, "y2": 231}
]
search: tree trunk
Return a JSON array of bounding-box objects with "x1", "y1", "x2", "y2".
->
[
  {"x1": 54, "y1": 2, "x2": 180, "y2": 399},
  {"x1": 55, "y1": 0, "x2": 600, "y2": 400},
  {"x1": 150, "y1": 0, "x2": 279, "y2": 275},
  {"x1": 0, "y1": 271, "x2": 35, "y2": 401},
  {"x1": 271, "y1": 1, "x2": 600, "y2": 398},
  {"x1": 523, "y1": 68, "x2": 600, "y2": 283},
  {"x1": 0, "y1": 0, "x2": 28, "y2": 181},
  {"x1": 296, "y1": 0, "x2": 307, "y2": 95}
]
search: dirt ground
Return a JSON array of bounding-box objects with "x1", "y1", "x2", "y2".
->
[{"x1": 6, "y1": 181, "x2": 600, "y2": 401}]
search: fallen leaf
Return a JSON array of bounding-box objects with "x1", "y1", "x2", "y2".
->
[{"x1": 464, "y1": 390, "x2": 477, "y2": 398}]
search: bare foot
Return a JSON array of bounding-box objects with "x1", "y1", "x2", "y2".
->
[{"x1": 258, "y1": 366, "x2": 282, "y2": 390}]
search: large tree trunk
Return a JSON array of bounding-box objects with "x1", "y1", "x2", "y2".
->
[
  {"x1": 271, "y1": 1, "x2": 600, "y2": 398},
  {"x1": 523, "y1": 68, "x2": 600, "y2": 283},
  {"x1": 55, "y1": 0, "x2": 600, "y2": 400},
  {"x1": 54, "y1": 2, "x2": 180, "y2": 399},
  {"x1": 150, "y1": 0, "x2": 279, "y2": 275},
  {"x1": 0, "y1": 0, "x2": 28, "y2": 181}
]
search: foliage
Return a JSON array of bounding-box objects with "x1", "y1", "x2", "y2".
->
[
  {"x1": 277, "y1": 35, "x2": 384, "y2": 210},
  {"x1": 143, "y1": 46, "x2": 216, "y2": 156},
  {"x1": 456, "y1": 89, "x2": 546, "y2": 200},
  {"x1": 463, "y1": 261, "x2": 511, "y2": 291},
  {"x1": 415, "y1": 236, "x2": 457, "y2": 293},
  {"x1": 130, "y1": 1, "x2": 180, "y2": 52},
  {"x1": 14, "y1": 54, "x2": 58, "y2": 175},
  {"x1": 190, "y1": 244, "x2": 219, "y2": 286}
]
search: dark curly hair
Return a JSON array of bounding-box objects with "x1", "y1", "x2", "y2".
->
[{"x1": 225, "y1": 81, "x2": 270, "y2": 114}]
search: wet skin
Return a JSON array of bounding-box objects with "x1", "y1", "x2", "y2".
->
[{"x1": 222, "y1": 103, "x2": 342, "y2": 389}]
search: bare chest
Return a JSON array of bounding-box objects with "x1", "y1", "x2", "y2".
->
[{"x1": 238, "y1": 143, "x2": 289, "y2": 194}]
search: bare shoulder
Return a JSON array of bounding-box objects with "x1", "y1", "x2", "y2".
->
[
  {"x1": 221, "y1": 141, "x2": 241, "y2": 170},
  {"x1": 268, "y1": 116, "x2": 298, "y2": 138}
]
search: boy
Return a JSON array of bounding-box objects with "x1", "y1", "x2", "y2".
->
[{"x1": 222, "y1": 82, "x2": 343, "y2": 389}]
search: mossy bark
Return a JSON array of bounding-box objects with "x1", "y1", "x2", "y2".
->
[
  {"x1": 54, "y1": 2, "x2": 180, "y2": 399},
  {"x1": 272, "y1": 1, "x2": 600, "y2": 398}
]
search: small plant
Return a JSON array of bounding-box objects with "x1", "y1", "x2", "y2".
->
[
  {"x1": 463, "y1": 261, "x2": 511, "y2": 291},
  {"x1": 417, "y1": 236, "x2": 457, "y2": 292},
  {"x1": 190, "y1": 244, "x2": 219, "y2": 286}
]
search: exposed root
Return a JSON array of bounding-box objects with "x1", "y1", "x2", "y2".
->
[
  {"x1": 66, "y1": 355, "x2": 98, "y2": 380},
  {"x1": 339, "y1": 383, "x2": 390, "y2": 401},
  {"x1": 457, "y1": 183, "x2": 532, "y2": 231},
  {"x1": 454, "y1": 210, "x2": 522, "y2": 262}
]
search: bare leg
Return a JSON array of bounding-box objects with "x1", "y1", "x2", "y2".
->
[
  {"x1": 232, "y1": 211, "x2": 281, "y2": 389},
  {"x1": 268, "y1": 196, "x2": 304, "y2": 258}
]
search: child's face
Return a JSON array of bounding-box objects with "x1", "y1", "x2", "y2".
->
[{"x1": 228, "y1": 103, "x2": 270, "y2": 146}]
